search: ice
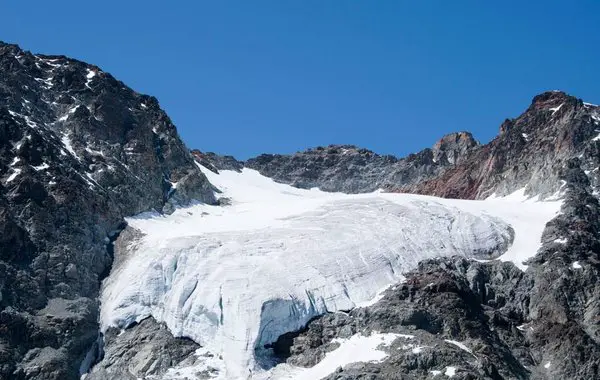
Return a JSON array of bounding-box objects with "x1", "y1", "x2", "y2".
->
[
  {"x1": 100, "y1": 168, "x2": 561, "y2": 378},
  {"x1": 572, "y1": 261, "x2": 582, "y2": 269},
  {"x1": 445, "y1": 366, "x2": 457, "y2": 377}
]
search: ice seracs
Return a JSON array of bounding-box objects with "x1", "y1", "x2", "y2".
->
[{"x1": 100, "y1": 167, "x2": 561, "y2": 379}]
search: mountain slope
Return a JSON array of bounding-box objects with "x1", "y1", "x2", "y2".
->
[
  {"x1": 0, "y1": 41, "x2": 215, "y2": 380},
  {"x1": 95, "y1": 164, "x2": 562, "y2": 379}
]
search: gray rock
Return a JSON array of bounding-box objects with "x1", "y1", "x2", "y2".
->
[
  {"x1": 86, "y1": 317, "x2": 199, "y2": 380},
  {"x1": 0, "y1": 41, "x2": 215, "y2": 380}
]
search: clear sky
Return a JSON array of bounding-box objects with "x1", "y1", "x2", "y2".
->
[{"x1": 3, "y1": 1, "x2": 599, "y2": 159}]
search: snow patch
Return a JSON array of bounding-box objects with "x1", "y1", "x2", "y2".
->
[
  {"x1": 544, "y1": 362, "x2": 551, "y2": 369},
  {"x1": 6, "y1": 168, "x2": 22, "y2": 183},
  {"x1": 31, "y1": 162, "x2": 50, "y2": 171},
  {"x1": 572, "y1": 261, "x2": 582, "y2": 269},
  {"x1": 444, "y1": 340, "x2": 473, "y2": 356},
  {"x1": 445, "y1": 366, "x2": 457, "y2": 377},
  {"x1": 549, "y1": 103, "x2": 563, "y2": 115},
  {"x1": 554, "y1": 238, "x2": 567, "y2": 244},
  {"x1": 257, "y1": 332, "x2": 399, "y2": 380},
  {"x1": 355, "y1": 284, "x2": 397, "y2": 308},
  {"x1": 61, "y1": 134, "x2": 79, "y2": 160}
]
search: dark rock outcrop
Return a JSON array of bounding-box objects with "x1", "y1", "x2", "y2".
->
[
  {"x1": 85, "y1": 317, "x2": 200, "y2": 380},
  {"x1": 190, "y1": 149, "x2": 243, "y2": 173},
  {"x1": 245, "y1": 136, "x2": 479, "y2": 193},
  {"x1": 0, "y1": 41, "x2": 215, "y2": 380}
]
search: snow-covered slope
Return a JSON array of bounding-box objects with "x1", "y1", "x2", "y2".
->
[{"x1": 100, "y1": 166, "x2": 561, "y2": 379}]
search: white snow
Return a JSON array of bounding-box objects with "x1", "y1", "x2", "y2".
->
[
  {"x1": 6, "y1": 168, "x2": 22, "y2": 183},
  {"x1": 549, "y1": 104, "x2": 563, "y2": 115},
  {"x1": 544, "y1": 362, "x2": 551, "y2": 369},
  {"x1": 431, "y1": 370, "x2": 442, "y2": 376},
  {"x1": 554, "y1": 238, "x2": 567, "y2": 244},
  {"x1": 31, "y1": 162, "x2": 50, "y2": 171},
  {"x1": 445, "y1": 366, "x2": 457, "y2": 377},
  {"x1": 572, "y1": 261, "x2": 582, "y2": 269},
  {"x1": 100, "y1": 167, "x2": 562, "y2": 379},
  {"x1": 522, "y1": 133, "x2": 529, "y2": 141},
  {"x1": 256, "y1": 332, "x2": 400, "y2": 380},
  {"x1": 517, "y1": 323, "x2": 533, "y2": 332},
  {"x1": 58, "y1": 105, "x2": 80, "y2": 122},
  {"x1": 85, "y1": 69, "x2": 96, "y2": 89},
  {"x1": 355, "y1": 284, "x2": 396, "y2": 308},
  {"x1": 10, "y1": 157, "x2": 20, "y2": 166},
  {"x1": 61, "y1": 134, "x2": 79, "y2": 159}
]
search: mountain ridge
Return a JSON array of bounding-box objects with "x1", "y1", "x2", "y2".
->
[{"x1": 0, "y1": 40, "x2": 599, "y2": 380}]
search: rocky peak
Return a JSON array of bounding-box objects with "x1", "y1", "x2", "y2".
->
[
  {"x1": 529, "y1": 90, "x2": 579, "y2": 111},
  {"x1": 431, "y1": 131, "x2": 478, "y2": 165},
  {"x1": 396, "y1": 90, "x2": 600, "y2": 199}
]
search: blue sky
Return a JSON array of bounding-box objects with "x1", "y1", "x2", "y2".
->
[{"x1": 3, "y1": 1, "x2": 599, "y2": 159}]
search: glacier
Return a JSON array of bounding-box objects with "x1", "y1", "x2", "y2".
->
[{"x1": 100, "y1": 166, "x2": 561, "y2": 379}]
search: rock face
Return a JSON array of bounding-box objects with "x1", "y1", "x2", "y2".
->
[
  {"x1": 397, "y1": 92, "x2": 600, "y2": 199},
  {"x1": 85, "y1": 317, "x2": 200, "y2": 380},
  {"x1": 244, "y1": 134, "x2": 478, "y2": 194},
  {"x1": 0, "y1": 41, "x2": 215, "y2": 380},
  {"x1": 274, "y1": 159, "x2": 600, "y2": 379},
  {"x1": 242, "y1": 92, "x2": 600, "y2": 201},
  {"x1": 190, "y1": 149, "x2": 243, "y2": 173}
]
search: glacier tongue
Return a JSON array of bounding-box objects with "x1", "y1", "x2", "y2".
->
[{"x1": 100, "y1": 167, "x2": 559, "y2": 379}]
